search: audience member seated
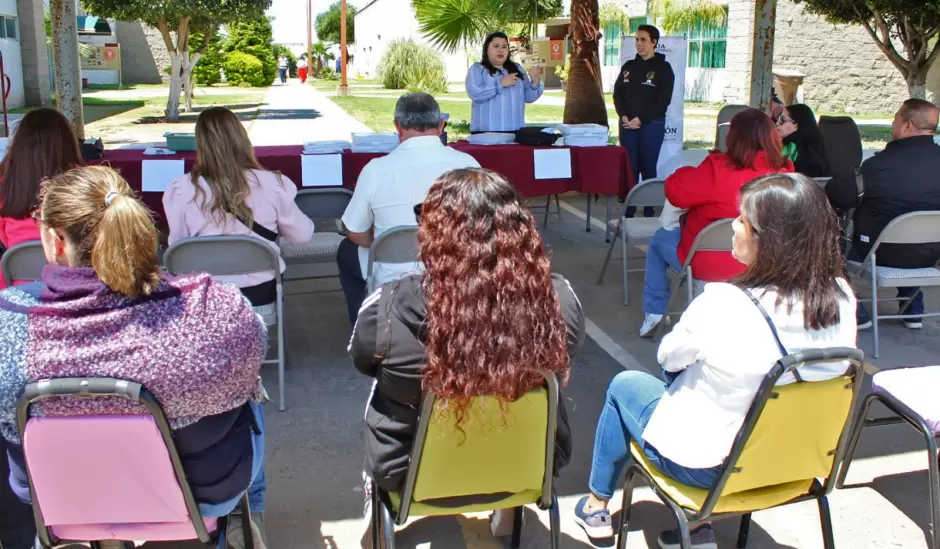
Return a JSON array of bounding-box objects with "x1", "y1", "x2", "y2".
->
[
  {"x1": 350, "y1": 168, "x2": 585, "y2": 543},
  {"x1": 164, "y1": 107, "x2": 314, "y2": 315},
  {"x1": 0, "y1": 438, "x2": 33, "y2": 549},
  {"x1": 639, "y1": 108, "x2": 794, "y2": 337},
  {"x1": 777, "y1": 104, "x2": 831, "y2": 177},
  {"x1": 337, "y1": 92, "x2": 480, "y2": 323},
  {"x1": 574, "y1": 172, "x2": 858, "y2": 546},
  {"x1": 0, "y1": 167, "x2": 269, "y2": 549},
  {"x1": 0, "y1": 108, "x2": 84, "y2": 288},
  {"x1": 826, "y1": 98, "x2": 940, "y2": 330}
]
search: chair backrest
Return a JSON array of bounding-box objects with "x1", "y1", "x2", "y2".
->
[
  {"x1": 870, "y1": 211, "x2": 940, "y2": 249},
  {"x1": 295, "y1": 188, "x2": 353, "y2": 232},
  {"x1": 818, "y1": 116, "x2": 862, "y2": 177},
  {"x1": 366, "y1": 226, "x2": 419, "y2": 279},
  {"x1": 682, "y1": 218, "x2": 735, "y2": 267},
  {"x1": 699, "y1": 348, "x2": 865, "y2": 515},
  {"x1": 16, "y1": 378, "x2": 215, "y2": 546},
  {"x1": 715, "y1": 123, "x2": 731, "y2": 153},
  {"x1": 717, "y1": 105, "x2": 748, "y2": 127},
  {"x1": 395, "y1": 371, "x2": 559, "y2": 522},
  {"x1": 1, "y1": 241, "x2": 45, "y2": 287},
  {"x1": 163, "y1": 235, "x2": 282, "y2": 284},
  {"x1": 625, "y1": 178, "x2": 666, "y2": 209}
]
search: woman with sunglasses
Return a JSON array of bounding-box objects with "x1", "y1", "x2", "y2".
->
[{"x1": 776, "y1": 104, "x2": 830, "y2": 178}]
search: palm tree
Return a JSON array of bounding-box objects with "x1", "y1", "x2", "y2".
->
[
  {"x1": 413, "y1": 0, "x2": 563, "y2": 53},
  {"x1": 311, "y1": 42, "x2": 334, "y2": 76},
  {"x1": 563, "y1": 0, "x2": 607, "y2": 125}
]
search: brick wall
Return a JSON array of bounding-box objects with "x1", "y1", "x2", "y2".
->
[{"x1": 116, "y1": 21, "x2": 173, "y2": 85}]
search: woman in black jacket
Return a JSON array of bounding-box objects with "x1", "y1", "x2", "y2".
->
[
  {"x1": 351, "y1": 168, "x2": 584, "y2": 539},
  {"x1": 777, "y1": 103, "x2": 831, "y2": 177}
]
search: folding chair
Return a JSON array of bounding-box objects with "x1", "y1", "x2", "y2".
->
[
  {"x1": 16, "y1": 377, "x2": 254, "y2": 549},
  {"x1": 597, "y1": 178, "x2": 666, "y2": 306},
  {"x1": 715, "y1": 105, "x2": 748, "y2": 150},
  {"x1": 844, "y1": 211, "x2": 940, "y2": 358},
  {"x1": 716, "y1": 123, "x2": 731, "y2": 153},
  {"x1": 1, "y1": 240, "x2": 45, "y2": 287},
  {"x1": 836, "y1": 365, "x2": 940, "y2": 549},
  {"x1": 662, "y1": 218, "x2": 739, "y2": 324},
  {"x1": 819, "y1": 116, "x2": 863, "y2": 177},
  {"x1": 280, "y1": 188, "x2": 353, "y2": 281},
  {"x1": 524, "y1": 195, "x2": 563, "y2": 228},
  {"x1": 617, "y1": 347, "x2": 865, "y2": 549},
  {"x1": 163, "y1": 235, "x2": 289, "y2": 411},
  {"x1": 372, "y1": 370, "x2": 562, "y2": 549},
  {"x1": 366, "y1": 226, "x2": 419, "y2": 294}
]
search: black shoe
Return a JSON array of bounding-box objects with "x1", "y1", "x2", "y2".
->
[{"x1": 658, "y1": 524, "x2": 718, "y2": 549}]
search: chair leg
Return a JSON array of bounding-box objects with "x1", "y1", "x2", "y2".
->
[
  {"x1": 543, "y1": 195, "x2": 551, "y2": 228},
  {"x1": 510, "y1": 507, "x2": 523, "y2": 549},
  {"x1": 616, "y1": 469, "x2": 637, "y2": 549},
  {"x1": 371, "y1": 488, "x2": 381, "y2": 549},
  {"x1": 622, "y1": 228, "x2": 629, "y2": 306},
  {"x1": 550, "y1": 492, "x2": 561, "y2": 549},
  {"x1": 598, "y1": 218, "x2": 621, "y2": 286},
  {"x1": 686, "y1": 266, "x2": 694, "y2": 306},
  {"x1": 817, "y1": 495, "x2": 835, "y2": 549},
  {"x1": 836, "y1": 393, "x2": 878, "y2": 488},
  {"x1": 240, "y1": 493, "x2": 255, "y2": 549},
  {"x1": 381, "y1": 501, "x2": 396, "y2": 549},
  {"x1": 555, "y1": 195, "x2": 563, "y2": 222},
  {"x1": 871, "y1": 261, "x2": 880, "y2": 359},
  {"x1": 736, "y1": 513, "x2": 752, "y2": 548},
  {"x1": 277, "y1": 287, "x2": 287, "y2": 412},
  {"x1": 927, "y1": 435, "x2": 940, "y2": 549}
]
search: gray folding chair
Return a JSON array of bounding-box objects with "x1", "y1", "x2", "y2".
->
[
  {"x1": 366, "y1": 226, "x2": 420, "y2": 294},
  {"x1": 279, "y1": 188, "x2": 353, "y2": 280},
  {"x1": 526, "y1": 195, "x2": 563, "y2": 228},
  {"x1": 715, "y1": 105, "x2": 747, "y2": 149},
  {"x1": 845, "y1": 211, "x2": 940, "y2": 358},
  {"x1": 1, "y1": 241, "x2": 46, "y2": 287},
  {"x1": 715, "y1": 123, "x2": 731, "y2": 153},
  {"x1": 597, "y1": 178, "x2": 666, "y2": 306},
  {"x1": 163, "y1": 236, "x2": 289, "y2": 411},
  {"x1": 662, "y1": 218, "x2": 737, "y2": 327}
]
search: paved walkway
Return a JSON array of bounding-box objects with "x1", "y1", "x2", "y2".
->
[{"x1": 247, "y1": 81, "x2": 374, "y2": 145}]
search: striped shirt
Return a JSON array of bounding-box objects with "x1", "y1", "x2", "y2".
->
[{"x1": 465, "y1": 62, "x2": 544, "y2": 133}]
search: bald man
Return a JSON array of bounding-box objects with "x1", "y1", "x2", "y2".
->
[{"x1": 827, "y1": 98, "x2": 940, "y2": 329}]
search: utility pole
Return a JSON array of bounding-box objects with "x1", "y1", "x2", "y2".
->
[
  {"x1": 306, "y1": 0, "x2": 313, "y2": 78},
  {"x1": 339, "y1": 0, "x2": 349, "y2": 96}
]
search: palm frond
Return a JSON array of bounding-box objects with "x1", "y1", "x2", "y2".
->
[
  {"x1": 647, "y1": 0, "x2": 727, "y2": 35},
  {"x1": 413, "y1": 0, "x2": 496, "y2": 53},
  {"x1": 599, "y1": 1, "x2": 627, "y2": 29}
]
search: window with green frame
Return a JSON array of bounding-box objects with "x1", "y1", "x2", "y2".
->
[
  {"x1": 683, "y1": 7, "x2": 728, "y2": 69},
  {"x1": 629, "y1": 16, "x2": 648, "y2": 34},
  {"x1": 603, "y1": 21, "x2": 621, "y2": 66}
]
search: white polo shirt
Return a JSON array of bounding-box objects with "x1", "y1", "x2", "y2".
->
[{"x1": 341, "y1": 135, "x2": 480, "y2": 287}]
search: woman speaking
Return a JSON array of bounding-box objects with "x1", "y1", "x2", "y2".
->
[
  {"x1": 465, "y1": 31, "x2": 543, "y2": 133},
  {"x1": 614, "y1": 24, "x2": 675, "y2": 217}
]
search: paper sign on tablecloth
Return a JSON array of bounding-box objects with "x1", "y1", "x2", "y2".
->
[
  {"x1": 534, "y1": 148, "x2": 572, "y2": 180},
  {"x1": 301, "y1": 154, "x2": 343, "y2": 187},
  {"x1": 142, "y1": 159, "x2": 185, "y2": 192}
]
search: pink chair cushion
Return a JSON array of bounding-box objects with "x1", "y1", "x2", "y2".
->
[
  {"x1": 23, "y1": 415, "x2": 216, "y2": 541},
  {"x1": 872, "y1": 366, "x2": 940, "y2": 434}
]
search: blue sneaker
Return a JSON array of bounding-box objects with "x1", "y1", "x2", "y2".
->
[
  {"x1": 658, "y1": 523, "x2": 717, "y2": 549},
  {"x1": 573, "y1": 495, "x2": 614, "y2": 539}
]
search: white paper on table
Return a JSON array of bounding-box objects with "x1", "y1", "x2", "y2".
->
[
  {"x1": 301, "y1": 153, "x2": 343, "y2": 187},
  {"x1": 533, "y1": 148, "x2": 572, "y2": 180},
  {"x1": 142, "y1": 159, "x2": 185, "y2": 192}
]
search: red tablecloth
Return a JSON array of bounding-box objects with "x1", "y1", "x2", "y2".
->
[{"x1": 99, "y1": 144, "x2": 632, "y2": 221}]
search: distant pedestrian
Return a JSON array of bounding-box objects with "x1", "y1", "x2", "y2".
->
[
  {"x1": 297, "y1": 57, "x2": 308, "y2": 84},
  {"x1": 278, "y1": 55, "x2": 288, "y2": 84},
  {"x1": 335, "y1": 57, "x2": 341, "y2": 74}
]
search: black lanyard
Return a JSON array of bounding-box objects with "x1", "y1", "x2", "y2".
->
[{"x1": 742, "y1": 288, "x2": 804, "y2": 383}]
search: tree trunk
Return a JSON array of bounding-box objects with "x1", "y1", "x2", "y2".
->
[
  {"x1": 564, "y1": 0, "x2": 608, "y2": 126},
  {"x1": 50, "y1": 0, "x2": 84, "y2": 139},
  {"x1": 908, "y1": 71, "x2": 927, "y2": 100},
  {"x1": 167, "y1": 53, "x2": 183, "y2": 122},
  {"x1": 156, "y1": 17, "x2": 192, "y2": 122}
]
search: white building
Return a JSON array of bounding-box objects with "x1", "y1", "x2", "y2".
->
[{"x1": 0, "y1": 0, "x2": 25, "y2": 109}]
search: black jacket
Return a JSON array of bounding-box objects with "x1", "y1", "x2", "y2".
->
[
  {"x1": 826, "y1": 135, "x2": 940, "y2": 267},
  {"x1": 613, "y1": 53, "x2": 676, "y2": 123},
  {"x1": 351, "y1": 273, "x2": 585, "y2": 493},
  {"x1": 783, "y1": 133, "x2": 830, "y2": 178}
]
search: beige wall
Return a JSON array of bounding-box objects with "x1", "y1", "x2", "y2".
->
[{"x1": 116, "y1": 22, "x2": 172, "y2": 85}]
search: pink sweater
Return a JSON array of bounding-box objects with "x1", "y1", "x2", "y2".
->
[
  {"x1": 163, "y1": 170, "x2": 315, "y2": 288},
  {"x1": 0, "y1": 215, "x2": 42, "y2": 290}
]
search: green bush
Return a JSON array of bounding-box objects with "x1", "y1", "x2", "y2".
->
[
  {"x1": 320, "y1": 66, "x2": 337, "y2": 81},
  {"x1": 191, "y1": 31, "x2": 225, "y2": 86},
  {"x1": 377, "y1": 39, "x2": 447, "y2": 94},
  {"x1": 223, "y1": 51, "x2": 265, "y2": 87},
  {"x1": 226, "y1": 18, "x2": 278, "y2": 86}
]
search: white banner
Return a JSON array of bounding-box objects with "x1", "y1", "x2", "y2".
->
[{"x1": 620, "y1": 36, "x2": 687, "y2": 177}]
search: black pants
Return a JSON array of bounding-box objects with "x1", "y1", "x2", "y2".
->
[
  {"x1": 1, "y1": 440, "x2": 35, "y2": 549},
  {"x1": 337, "y1": 238, "x2": 367, "y2": 324}
]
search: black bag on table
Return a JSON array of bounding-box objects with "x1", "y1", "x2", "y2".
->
[{"x1": 514, "y1": 126, "x2": 560, "y2": 146}]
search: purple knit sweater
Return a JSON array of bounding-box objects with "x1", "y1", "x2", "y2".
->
[{"x1": 0, "y1": 265, "x2": 266, "y2": 444}]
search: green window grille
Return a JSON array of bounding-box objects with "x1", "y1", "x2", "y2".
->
[
  {"x1": 682, "y1": 7, "x2": 728, "y2": 69},
  {"x1": 604, "y1": 21, "x2": 621, "y2": 66}
]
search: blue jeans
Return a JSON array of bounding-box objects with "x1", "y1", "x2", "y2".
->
[
  {"x1": 200, "y1": 401, "x2": 266, "y2": 517},
  {"x1": 622, "y1": 119, "x2": 666, "y2": 218},
  {"x1": 278, "y1": 68, "x2": 287, "y2": 83},
  {"x1": 643, "y1": 228, "x2": 682, "y2": 315},
  {"x1": 589, "y1": 371, "x2": 721, "y2": 499}
]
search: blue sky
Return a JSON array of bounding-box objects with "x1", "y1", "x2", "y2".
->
[{"x1": 268, "y1": 0, "x2": 371, "y2": 51}]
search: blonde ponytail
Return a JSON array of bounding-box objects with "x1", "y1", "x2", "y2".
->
[{"x1": 41, "y1": 166, "x2": 161, "y2": 298}]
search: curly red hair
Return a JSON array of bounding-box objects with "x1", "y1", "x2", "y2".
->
[{"x1": 418, "y1": 168, "x2": 569, "y2": 425}]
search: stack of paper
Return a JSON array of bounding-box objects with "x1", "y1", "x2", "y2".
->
[
  {"x1": 467, "y1": 133, "x2": 516, "y2": 146},
  {"x1": 351, "y1": 133, "x2": 399, "y2": 153},
  {"x1": 303, "y1": 140, "x2": 351, "y2": 154},
  {"x1": 557, "y1": 123, "x2": 609, "y2": 147},
  {"x1": 0, "y1": 137, "x2": 9, "y2": 157}
]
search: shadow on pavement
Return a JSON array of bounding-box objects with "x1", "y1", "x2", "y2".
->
[
  {"x1": 254, "y1": 109, "x2": 324, "y2": 121},
  {"x1": 844, "y1": 468, "x2": 936, "y2": 549}
]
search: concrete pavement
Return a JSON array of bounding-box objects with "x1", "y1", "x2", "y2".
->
[{"x1": 247, "y1": 81, "x2": 374, "y2": 145}]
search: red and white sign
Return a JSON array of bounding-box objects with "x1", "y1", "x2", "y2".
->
[
  {"x1": 104, "y1": 47, "x2": 116, "y2": 61},
  {"x1": 550, "y1": 40, "x2": 564, "y2": 61}
]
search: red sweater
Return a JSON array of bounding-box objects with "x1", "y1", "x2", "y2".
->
[
  {"x1": 0, "y1": 215, "x2": 42, "y2": 289},
  {"x1": 666, "y1": 151, "x2": 794, "y2": 281}
]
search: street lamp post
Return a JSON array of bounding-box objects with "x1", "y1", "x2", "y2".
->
[
  {"x1": 307, "y1": 0, "x2": 313, "y2": 80},
  {"x1": 339, "y1": 0, "x2": 349, "y2": 96}
]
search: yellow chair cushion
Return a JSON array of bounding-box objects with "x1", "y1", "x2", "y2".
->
[
  {"x1": 630, "y1": 444, "x2": 814, "y2": 514},
  {"x1": 389, "y1": 489, "x2": 543, "y2": 516}
]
